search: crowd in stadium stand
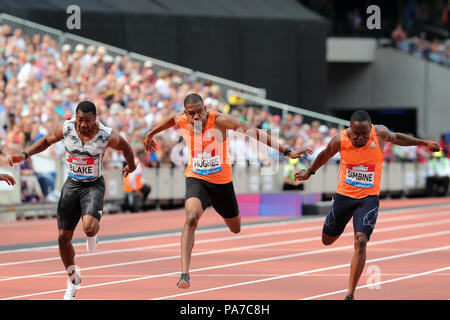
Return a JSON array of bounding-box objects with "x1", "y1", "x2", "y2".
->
[
  {"x1": 0, "y1": 25, "x2": 449, "y2": 202},
  {"x1": 301, "y1": 0, "x2": 450, "y2": 68},
  {"x1": 392, "y1": 25, "x2": 450, "y2": 67}
]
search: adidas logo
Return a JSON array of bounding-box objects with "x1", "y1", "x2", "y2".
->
[{"x1": 369, "y1": 141, "x2": 377, "y2": 147}]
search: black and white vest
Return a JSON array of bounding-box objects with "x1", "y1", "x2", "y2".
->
[{"x1": 62, "y1": 117, "x2": 112, "y2": 182}]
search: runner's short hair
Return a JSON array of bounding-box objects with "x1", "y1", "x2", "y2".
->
[
  {"x1": 350, "y1": 110, "x2": 371, "y2": 123},
  {"x1": 184, "y1": 93, "x2": 203, "y2": 106},
  {"x1": 76, "y1": 101, "x2": 97, "y2": 115}
]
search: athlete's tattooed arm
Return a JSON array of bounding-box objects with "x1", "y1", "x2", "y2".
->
[
  {"x1": 295, "y1": 134, "x2": 340, "y2": 181},
  {"x1": 107, "y1": 131, "x2": 136, "y2": 177},
  {"x1": 8, "y1": 127, "x2": 63, "y2": 166},
  {"x1": 376, "y1": 125, "x2": 441, "y2": 152},
  {"x1": 215, "y1": 113, "x2": 312, "y2": 159}
]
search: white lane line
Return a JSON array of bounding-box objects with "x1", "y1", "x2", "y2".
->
[
  {"x1": 2, "y1": 273, "x2": 449, "y2": 279},
  {"x1": 2, "y1": 209, "x2": 449, "y2": 267},
  {"x1": 1, "y1": 217, "x2": 450, "y2": 283},
  {"x1": 151, "y1": 245, "x2": 450, "y2": 300},
  {"x1": 301, "y1": 266, "x2": 450, "y2": 300},
  {"x1": 1, "y1": 216, "x2": 450, "y2": 283},
  {"x1": 2, "y1": 203, "x2": 448, "y2": 254},
  {"x1": 0, "y1": 218, "x2": 318, "y2": 254},
  {"x1": 2, "y1": 229, "x2": 449, "y2": 300}
]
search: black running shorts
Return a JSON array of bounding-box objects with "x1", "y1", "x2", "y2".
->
[
  {"x1": 185, "y1": 177, "x2": 239, "y2": 219},
  {"x1": 322, "y1": 192, "x2": 379, "y2": 240},
  {"x1": 57, "y1": 176, "x2": 105, "y2": 231}
]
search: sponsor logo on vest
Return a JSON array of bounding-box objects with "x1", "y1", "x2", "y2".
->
[
  {"x1": 345, "y1": 164, "x2": 375, "y2": 188},
  {"x1": 192, "y1": 149, "x2": 222, "y2": 175}
]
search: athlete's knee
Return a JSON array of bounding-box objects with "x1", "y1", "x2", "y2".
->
[
  {"x1": 322, "y1": 233, "x2": 337, "y2": 246},
  {"x1": 83, "y1": 222, "x2": 99, "y2": 237},
  {"x1": 185, "y1": 209, "x2": 201, "y2": 229},
  {"x1": 58, "y1": 233, "x2": 72, "y2": 245},
  {"x1": 229, "y1": 224, "x2": 240, "y2": 234},
  {"x1": 354, "y1": 234, "x2": 368, "y2": 253},
  {"x1": 83, "y1": 225, "x2": 98, "y2": 237}
]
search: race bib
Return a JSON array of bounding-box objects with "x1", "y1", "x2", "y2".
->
[
  {"x1": 345, "y1": 164, "x2": 375, "y2": 189},
  {"x1": 192, "y1": 150, "x2": 222, "y2": 175},
  {"x1": 67, "y1": 156, "x2": 98, "y2": 181}
]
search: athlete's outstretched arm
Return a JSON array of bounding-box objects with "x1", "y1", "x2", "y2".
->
[
  {"x1": 107, "y1": 131, "x2": 136, "y2": 177},
  {"x1": 295, "y1": 134, "x2": 340, "y2": 181},
  {"x1": 8, "y1": 127, "x2": 63, "y2": 166},
  {"x1": 144, "y1": 114, "x2": 180, "y2": 152},
  {"x1": 376, "y1": 125, "x2": 441, "y2": 151},
  {"x1": 216, "y1": 113, "x2": 312, "y2": 159}
]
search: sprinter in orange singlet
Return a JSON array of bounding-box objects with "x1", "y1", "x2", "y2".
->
[
  {"x1": 295, "y1": 110, "x2": 441, "y2": 300},
  {"x1": 144, "y1": 93, "x2": 311, "y2": 288}
]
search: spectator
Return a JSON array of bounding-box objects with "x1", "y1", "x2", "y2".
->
[
  {"x1": 19, "y1": 156, "x2": 46, "y2": 202},
  {"x1": 426, "y1": 150, "x2": 450, "y2": 196},
  {"x1": 121, "y1": 151, "x2": 151, "y2": 212},
  {"x1": 282, "y1": 158, "x2": 306, "y2": 191},
  {"x1": 391, "y1": 23, "x2": 407, "y2": 44},
  {"x1": 347, "y1": 9, "x2": 363, "y2": 35}
]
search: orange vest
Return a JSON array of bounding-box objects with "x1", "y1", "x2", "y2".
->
[
  {"x1": 178, "y1": 110, "x2": 232, "y2": 184},
  {"x1": 336, "y1": 125, "x2": 384, "y2": 199},
  {"x1": 123, "y1": 161, "x2": 143, "y2": 192}
]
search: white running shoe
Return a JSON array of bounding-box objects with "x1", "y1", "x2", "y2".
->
[
  {"x1": 63, "y1": 277, "x2": 81, "y2": 300},
  {"x1": 86, "y1": 235, "x2": 98, "y2": 253}
]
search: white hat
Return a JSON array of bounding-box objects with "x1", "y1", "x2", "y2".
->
[
  {"x1": 144, "y1": 60, "x2": 153, "y2": 68},
  {"x1": 75, "y1": 44, "x2": 85, "y2": 52},
  {"x1": 62, "y1": 88, "x2": 73, "y2": 96},
  {"x1": 318, "y1": 124, "x2": 329, "y2": 134},
  {"x1": 103, "y1": 55, "x2": 113, "y2": 63},
  {"x1": 87, "y1": 45, "x2": 96, "y2": 53},
  {"x1": 97, "y1": 46, "x2": 106, "y2": 54},
  {"x1": 62, "y1": 44, "x2": 71, "y2": 52},
  {"x1": 110, "y1": 102, "x2": 124, "y2": 115}
]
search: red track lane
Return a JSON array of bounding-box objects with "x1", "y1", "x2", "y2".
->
[{"x1": 0, "y1": 197, "x2": 449, "y2": 300}]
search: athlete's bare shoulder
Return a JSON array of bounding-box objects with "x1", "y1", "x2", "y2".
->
[
  {"x1": 215, "y1": 112, "x2": 244, "y2": 130},
  {"x1": 326, "y1": 131, "x2": 341, "y2": 152},
  {"x1": 173, "y1": 112, "x2": 185, "y2": 126},
  {"x1": 374, "y1": 124, "x2": 391, "y2": 142}
]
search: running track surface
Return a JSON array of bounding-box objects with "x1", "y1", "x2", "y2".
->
[{"x1": 0, "y1": 197, "x2": 449, "y2": 300}]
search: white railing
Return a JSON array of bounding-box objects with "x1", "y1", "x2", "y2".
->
[
  {"x1": 227, "y1": 90, "x2": 350, "y2": 128},
  {"x1": 194, "y1": 71, "x2": 266, "y2": 98},
  {"x1": 0, "y1": 162, "x2": 433, "y2": 221}
]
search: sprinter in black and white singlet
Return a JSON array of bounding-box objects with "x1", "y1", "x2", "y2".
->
[{"x1": 8, "y1": 101, "x2": 136, "y2": 300}]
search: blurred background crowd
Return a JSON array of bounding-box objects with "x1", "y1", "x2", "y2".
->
[{"x1": 0, "y1": 23, "x2": 449, "y2": 203}]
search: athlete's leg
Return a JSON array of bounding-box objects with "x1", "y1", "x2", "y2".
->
[
  {"x1": 223, "y1": 214, "x2": 241, "y2": 234},
  {"x1": 82, "y1": 215, "x2": 100, "y2": 237},
  {"x1": 181, "y1": 197, "x2": 204, "y2": 275},
  {"x1": 80, "y1": 178, "x2": 105, "y2": 252},
  {"x1": 346, "y1": 196, "x2": 379, "y2": 299},
  {"x1": 57, "y1": 179, "x2": 81, "y2": 284},
  {"x1": 322, "y1": 194, "x2": 354, "y2": 246},
  {"x1": 347, "y1": 232, "x2": 368, "y2": 297},
  {"x1": 209, "y1": 181, "x2": 241, "y2": 234},
  {"x1": 322, "y1": 232, "x2": 340, "y2": 246},
  {"x1": 58, "y1": 229, "x2": 78, "y2": 283}
]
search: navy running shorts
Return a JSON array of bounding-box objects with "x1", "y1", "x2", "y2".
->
[
  {"x1": 185, "y1": 177, "x2": 240, "y2": 219},
  {"x1": 322, "y1": 192, "x2": 379, "y2": 240},
  {"x1": 57, "y1": 176, "x2": 105, "y2": 231}
]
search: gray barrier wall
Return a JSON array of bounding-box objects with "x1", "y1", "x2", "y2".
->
[
  {"x1": 0, "y1": 162, "x2": 433, "y2": 222},
  {"x1": 0, "y1": 162, "x2": 431, "y2": 207}
]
